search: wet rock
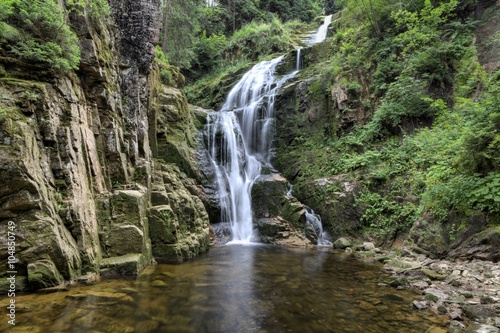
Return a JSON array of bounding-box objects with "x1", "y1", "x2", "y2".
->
[
  {"x1": 411, "y1": 281, "x2": 430, "y2": 290},
  {"x1": 100, "y1": 253, "x2": 148, "y2": 277},
  {"x1": 425, "y1": 326, "x2": 447, "y2": 333},
  {"x1": 460, "y1": 324, "x2": 500, "y2": 333},
  {"x1": 251, "y1": 173, "x2": 311, "y2": 245},
  {"x1": 421, "y1": 268, "x2": 448, "y2": 281},
  {"x1": 449, "y1": 310, "x2": 463, "y2": 320},
  {"x1": 462, "y1": 304, "x2": 497, "y2": 321},
  {"x1": 66, "y1": 291, "x2": 134, "y2": 304},
  {"x1": 148, "y1": 163, "x2": 210, "y2": 262},
  {"x1": 36, "y1": 285, "x2": 70, "y2": 294},
  {"x1": 481, "y1": 295, "x2": 496, "y2": 304},
  {"x1": 363, "y1": 241, "x2": 376, "y2": 250},
  {"x1": 27, "y1": 259, "x2": 64, "y2": 290},
  {"x1": 333, "y1": 237, "x2": 352, "y2": 249},
  {"x1": 413, "y1": 300, "x2": 429, "y2": 310}
]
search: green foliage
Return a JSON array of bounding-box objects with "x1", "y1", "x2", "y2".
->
[
  {"x1": 162, "y1": 0, "x2": 202, "y2": 68},
  {"x1": 199, "y1": 5, "x2": 228, "y2": 36},
  {"x1": 391, "y1": 0, "x2": 458, "y2": 54},
  {"x1": 337, "y1": 0, "x2": 423, "y2": 37},
  {"x1": 355, "y1": 192, "x2": 417, "y2": 232},
  {"x1": 154, "y1": 46, "x2": 177, "y2": 86},
  {"x1": 226, "y1": 17, "x2": 292, "y2": 62},
  {"x1": 0, "y1": 0, "x2": 80, "y2": 73},
  {"x1": 456, "y1": 74, "x2": 500, "y2": 174},
  {"x1": 195, "y1": 30, "x2": 228, "y2": 70},
  {"x1": 65, "y1": 0, "x2": 110, "y2": 20}
]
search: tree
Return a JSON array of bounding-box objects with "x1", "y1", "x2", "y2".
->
[
  {"x1": 161, "y1": 0, "x2": 203, "y2": 68},
  {"x1": 336, "y1": 0, "x2": 423, "y2": 37},
  {"x1": 259, "y1": 0, "x2": 322, "y2": 22}
]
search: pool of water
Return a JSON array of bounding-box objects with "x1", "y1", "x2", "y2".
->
[{"x1": 1, "y1": 246, "x2": 448, "y2": 332}]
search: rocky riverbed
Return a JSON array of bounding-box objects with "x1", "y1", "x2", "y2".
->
[{"x1": 337, "y1": 239, "x2": 500, "y2": 333}]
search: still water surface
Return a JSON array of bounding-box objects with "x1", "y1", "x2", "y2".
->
[{"x1": 2, "y1": 246, "x2": 448, "y2": 333}]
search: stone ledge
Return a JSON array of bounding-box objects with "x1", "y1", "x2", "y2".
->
[{"x1": 100, "y1": 253, "x2": 150, "y2": 278}]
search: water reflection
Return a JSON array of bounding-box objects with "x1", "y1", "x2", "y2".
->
[{"x1": 1, "y1": 246, "x2": 447, "y2": 333}]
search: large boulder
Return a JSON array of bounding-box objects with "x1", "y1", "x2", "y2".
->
[{"x1": 251, "y1": 173, "x2": 311, "y2": 246}]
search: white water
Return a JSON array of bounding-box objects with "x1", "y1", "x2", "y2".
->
[
  {"x1": 206, "y1": 57, "x2": 299, "y2": 243},
  {"x1": 296, "y1": 48, "x2": 302, "y2": 71},
  {"x1": 305, "y1": 210, "x2": 332, "y2": 246},
  {"x1": 309, "y1": 14, "x2": 333, "y2": 44},
  {"x1": 206, "y1": 18, "x2": 332, "y2": 244}
]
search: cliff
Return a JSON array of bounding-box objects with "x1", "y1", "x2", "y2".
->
[{"x1": 0, "y1": 0, "x2": 210, "y2": 291}]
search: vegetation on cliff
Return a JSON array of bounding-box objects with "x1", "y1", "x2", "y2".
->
[
  {"x1": 274, "y1": 0, "x2": 500, "y2": 251},
  {"x1": 0, "y1": 0, "x2": 110, "y2": 74}
]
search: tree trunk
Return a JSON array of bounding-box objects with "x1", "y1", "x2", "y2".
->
[{"x1": 161, "y1": 0, "x2": 171, "y2": 52}]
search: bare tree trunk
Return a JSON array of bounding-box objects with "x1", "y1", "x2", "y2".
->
[
  {"x1": 231, "y1": 0, "x2": 236, "y2": 33},
  {"x1": 368, "y1": 0, "x2": 381, "y2": 37},
  {"x1": 161, "y1": 0, "x2": 171, "y2": 52}
]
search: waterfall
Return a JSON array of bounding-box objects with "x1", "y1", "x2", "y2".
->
[
  {"x1": 206, "y1": 17, "x2": 333, "y2": 245},
  {"x1": 296, "y1": 48, "x2": 302, "y2": 71},
  {"x1": 310, "y1": 14, "x2": 333, "y2": 44},
  {"x1": 206, "y1": 57, "x2": 298, "y2": 243},
  {"x1": 305, "y1": 210, "x2": 332, "y2": 246}
]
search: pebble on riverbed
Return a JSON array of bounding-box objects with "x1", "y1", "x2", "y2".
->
[{"x1": 348, "y1": 244, "x2": 500, "y2": 333}]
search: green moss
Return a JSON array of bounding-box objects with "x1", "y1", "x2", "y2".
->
[{"x1": 424, "y1": 293, "x2": 439, "y2": 302}]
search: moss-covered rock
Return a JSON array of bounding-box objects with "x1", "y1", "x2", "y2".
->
[
  {"x1": 251, "y1": 173, "x2": 310, "y2": 245},
  {"x1": 27, "y1": 259, "x2": 64, "y2": 289},
  {"x1": 148, "y1": 162, "x2": 210, "y2": 263},
  {"x1": 100, "y1": 254, "x2": 149, "y2": 277}
]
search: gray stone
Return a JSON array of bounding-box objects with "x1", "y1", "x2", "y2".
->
[
  {"x1": 100, "y1": 253, "x2": 148, "y2": 277},
  {"x1": 413, "y1": 300, "x2": 428, "y2": 310},
  {"x1": 333, "y1": 237, "x2": 352, "y2": 249}
]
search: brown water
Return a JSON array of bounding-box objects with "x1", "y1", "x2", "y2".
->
[{"x1": 1, "y1": 246, "x2": 448, "y2": 333}]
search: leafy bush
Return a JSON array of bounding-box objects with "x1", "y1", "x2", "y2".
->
[
  {"x1": 355, "y1": 192, "x2": 416, "y2": 233},
  {"x1": 225, "y1": 17, "x2": 292, "y2": 62},
  {"x1": 0, "y1": 0, "x2": 80, "y2": 73},
  {"x1": 195, "y1": 31, "x2": 227, "y2": 70}
]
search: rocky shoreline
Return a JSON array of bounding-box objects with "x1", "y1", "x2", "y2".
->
[{"x1": 343, "y1": 241, "x2": 500, "y2": 333}]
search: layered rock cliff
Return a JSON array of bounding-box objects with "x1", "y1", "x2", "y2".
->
[{"x1": 0, "y1": 0, "x2": 210, "y2": 291}]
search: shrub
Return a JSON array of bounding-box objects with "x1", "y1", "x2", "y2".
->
[
  {"x1": 1, "y1": 0, "x2": 80, "y2": 73},
  {"x1": 225, "y1": 17, "x2": 292, "y2": 62}
]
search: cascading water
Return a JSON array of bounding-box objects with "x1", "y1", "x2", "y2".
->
[
  {"x1": 309, "y1": 14, "x2": 333, "y2": 45},
  {"x1": 206, "y1": 16, "x2": 333, "y2": 244},
  {"x1": 206, "y1": 57, "x2": 298, "y2": 243},
  {"x1": 296, "y1": 48, "x2": 302, "y2": 71},
  {"x1": 305, "y1": 210, "x2": 332, "y2": 246}
]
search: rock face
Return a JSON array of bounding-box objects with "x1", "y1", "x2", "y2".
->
[
  {"x1": 0, "y1": 0, "x2": 210, "y2": 291},
  {"x1": 273, "y1": 92, "x2": 364, "y2": 240},
  {"x1": 251, "y1": 173, "x2": 311, "y2": 246}
]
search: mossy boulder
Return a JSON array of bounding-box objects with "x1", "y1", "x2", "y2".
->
[
  {"x1": 27, "y1": 259, "x2": 64, "y2": 289},
  {"x1": 100, "y1": 254, "x2": 149, "y2": 277},
  {"x1": 251, "y1": 173, "x2": 310, "y2": 245}
]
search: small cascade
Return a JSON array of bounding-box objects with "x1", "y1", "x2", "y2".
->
[
  {"x1": 305, "y1": 209, "x2": 332, "y2": 246},
  {"x1": 286, "y1": 182, "x2": 294, "y2": 197},
  {"x1": 309, "y1": 14, "x2": 333, "y2": 45},
  {"x1": 296, "y1": 48, "x2": 302, "y2": 71}
]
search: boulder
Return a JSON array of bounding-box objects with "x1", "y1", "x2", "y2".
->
[{"x1": 333, "y1": 237, "x2": 352, "y2": 249}]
